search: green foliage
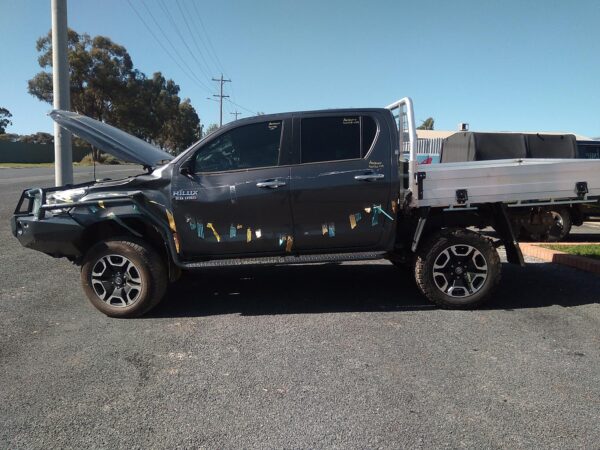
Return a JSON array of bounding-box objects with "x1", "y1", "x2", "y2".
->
[
  {"x1": 80, "y1": 153, "x2": 122, "y2": 165},
  {"x1": 18, "y1": 132, "x2": 54, "y2": 145},
  {"x1": 0, "y1": 133, "x2": 19, "y2": 142},
  {"x1": 0, "y1": 107, "x2": 12, "y2": 134},
  {"x1": 0, "y1": 130, "x2": 91, "y2": 150},
  {"x1": 417, "y1": 117, "x2": 435, "y2": 130},
  {"x1": 203, "y1": 123, "x2": 219, "y2": 137},
  {"x1": 27, "y1": 29, "x2": 202, "y2": 154}
]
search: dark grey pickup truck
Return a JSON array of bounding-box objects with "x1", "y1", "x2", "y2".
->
[{"x1": 11, "y1": 99, "x2": 600, "y2": 317}]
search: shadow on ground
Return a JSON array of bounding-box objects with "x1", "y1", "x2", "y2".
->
[
  {"x1": 563, "y1": 233, "x2": 600, "y2": 243},
  {"x1": 147, "y1": 260, "x2": 600, "y2": 318}
]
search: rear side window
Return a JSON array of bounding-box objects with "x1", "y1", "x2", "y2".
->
[
  {"x1": 194, "y1": 121, "x2": 283, "y2": 173},
  {"x1": 300, "y1": 116, "x2": 377, "y2": 163}
]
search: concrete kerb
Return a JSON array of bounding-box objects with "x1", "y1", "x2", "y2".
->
[{"x1": 520, "y1": 242, "x2": 600, "y2": 275}]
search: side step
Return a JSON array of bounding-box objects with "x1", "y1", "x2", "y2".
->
[{"x1": 182, "y1": 251, "x2": 387, "y2": 269}]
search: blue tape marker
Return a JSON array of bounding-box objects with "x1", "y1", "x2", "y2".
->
[
  {"x1": 230, "y1": 225, "x2": 237, "y2": 239},
  {"x1": 371, "y1": 208, "x2": 379, "y2": 226},
  {"x1": 355, "y1": 212, "x2": 362, "y2": 222},
  {"x1": 374, "y1": 205, "x2": 394, "y2": 221},
  {"x1": 197, "y1": 222, "x2": 204, "y2": 239},
  {"x1": 328, "y1": 223, "x2": 335, "y2": 237}
]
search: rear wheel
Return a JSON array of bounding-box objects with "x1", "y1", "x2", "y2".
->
[
  {"x1": 414, "y1": 229, "x2": 501, "y2": 308},
  {"x1": 546, "y1": 208, "x2": 572, "y2": 242},
  {"x1": 81, "y1": 238, "x2": 167, "y2": 318}
]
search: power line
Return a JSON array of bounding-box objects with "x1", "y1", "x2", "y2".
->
[
  {"x1": 156, "y1": 0, "x2": 214, "y2": 84},
  {"x1": 133, "y1": 0, "x2": 213, "y2": 92},
  {"x1": 189, "y1": 0, "x2": 226, "y2": 75},
  {"x1": 226, "y1": 98, "x2": 257, "y2": 116},
  {"x1": 230, "y1": 111, "x2": 242, "y2": 120},
  {"x1": 163, "y1": 0, "x2": 244, "y2": 118},
  {"x1": 127, "y1": 0, "x2": 197, "y2": 87},
  {"x1": 129, "y1": 1, "x2": 259, "y2": 121},
  {"x1": 212, "y1": 74, "x2": 231, "y2": 127},
  {"x1": 177, "y1": 0, "x2": 221, "y2": 77}
]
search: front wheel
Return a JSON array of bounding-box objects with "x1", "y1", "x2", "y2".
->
[
  {"x1": 414, "y1": 229, "x2": 501, "y2": 309},
  {"x1": 81, "y1": 238, "x2": 168, "y2": 318}
]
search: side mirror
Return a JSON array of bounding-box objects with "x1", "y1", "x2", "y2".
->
[{"x1": 179, "y1": 162, "x2": 194, "y2": 179}]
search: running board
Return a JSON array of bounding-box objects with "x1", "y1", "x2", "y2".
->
[{"x1": 182, "y1": 251, "x2": 387, "y2": 269}]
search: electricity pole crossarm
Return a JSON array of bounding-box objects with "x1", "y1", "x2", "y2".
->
[
  {"x1": 212, "y1": 74, "x2": 231, "y2": 127},
  {"x1": 230, "y1": 111, "x2": 241, "y2": 120}
]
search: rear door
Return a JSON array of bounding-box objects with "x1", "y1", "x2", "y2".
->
[
  {"x1": 289, "y1": 112, "x2": 395, "y2": 252},
  {"x1": 171, "y1": 119, "x2": 293, "y2": 258}
]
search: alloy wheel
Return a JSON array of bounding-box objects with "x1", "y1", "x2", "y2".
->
[
  {"x1": 432, "y1": 244, "x2": 488, "y2": 298},
  {"x1": 90, "y1": 254, "x2": 143, "y2": 307}
]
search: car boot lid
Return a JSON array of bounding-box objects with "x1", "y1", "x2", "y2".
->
[{"x1": 49, "y1": 110, "x2": 174, "y2": 167}]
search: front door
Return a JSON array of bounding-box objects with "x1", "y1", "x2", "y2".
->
[
  {"x1": 172, "y1": 119, "x2": 293, "y2": 259},
  {"x1": 289, "y1": 113, "x2": 394, "y2": 251}
]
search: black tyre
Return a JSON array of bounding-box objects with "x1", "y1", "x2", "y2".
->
[
  {"x1": 81, "y1": 238, "x2": 167, "y2": 318},
  {"x1": 546, "y1": 208, "x2": 572, "y2": 242},
  {"x1": 414, "y1": 229, "x2": 501, "y2": 309}
]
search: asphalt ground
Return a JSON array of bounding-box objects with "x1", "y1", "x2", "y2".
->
[{"x1": 1, "y1": 166, "x2": 599, "y2": 449}]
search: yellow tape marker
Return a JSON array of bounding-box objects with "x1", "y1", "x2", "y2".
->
[
  {"x1": 285, "y1": 236, "x2": 293, "y2": 253},
  {"x1": 246, "y1": 227, "x2": 252, "y2": 243},
  {"x1": 207, "y1": 223, "x2": 220, "y2": 242},
  {"x1": 349, "y1": 214, "x2": 357, "y2": 229},
  {"x1": 364, "y1": 207, "x2": 371, "y2": 214},
  {"x1": 98, "y1": 200, "x2": 105, "y2": 209},
  {"x1": 166, "y1": 209, "x2": 177, "y2": 232},
  {"x1": 255, "y1": 229, "x2": 262, "y2": 239},
  {"x1": 321, "y1": 224, "x2": 328, "y2": 235},
  {"x1": 237, "y1": 224, "x2": 243, "y2": 229},
  {"x1": 173, "y1": 233, "x2": 181, "y2": 253},
  {"x1": 391, "y1": 200, "x2": 398, "y2": 214}
]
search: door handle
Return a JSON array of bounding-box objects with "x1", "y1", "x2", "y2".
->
[
  {"x1": 354, "y1": 172, "x2": 384, "y2": 181},
  {"x1": 256, "y1": 179, "x2": 286, "y2": 189}
]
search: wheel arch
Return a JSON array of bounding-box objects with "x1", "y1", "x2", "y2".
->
[{"x1": 79, "y1": 216, "x2": 180, "y2": 281}]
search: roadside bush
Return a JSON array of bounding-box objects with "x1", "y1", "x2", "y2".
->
[{"x1": 79, "y1": 153, "x2": 122, "y2": 165}]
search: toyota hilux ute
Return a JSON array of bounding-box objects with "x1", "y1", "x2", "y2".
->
[{"x1": 11, "y1": 98, "x2": 600, "y2": 317}]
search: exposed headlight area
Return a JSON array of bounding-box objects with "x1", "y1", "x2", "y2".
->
[{"x1": 44, "y1": 188, "x2": 88, "y2": 215}]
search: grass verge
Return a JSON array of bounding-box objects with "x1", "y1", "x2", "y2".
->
[
  {"x1": 539, "y1": 244, "x2": 600, "y2": 260},
  {"x1": 0, "y1": 160, "x2": 128, "y2": 169},
  {"x1": 0, "y1": 163, "x2": 56, "y2": 168}
]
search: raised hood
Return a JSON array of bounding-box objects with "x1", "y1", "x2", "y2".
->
[{"x1": 49, "y1": 110, "x2": 174, "y2": 167}]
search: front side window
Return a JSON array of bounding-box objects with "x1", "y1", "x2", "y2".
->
[
  {"x1": 193, "y1": 121, "x2": 283, "y2": 173},
  {"x1": 300, "y1": 115, "x2": 377, "y2": 164}
]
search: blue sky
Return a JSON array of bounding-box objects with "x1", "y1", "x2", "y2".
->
[{"x1": 1, "y1": 0, "x2": 599, "y2": 137}]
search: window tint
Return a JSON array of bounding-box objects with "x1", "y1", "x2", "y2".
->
[
  {"x1": 300, "y1": 116, "x2": 377, "y2": 163},
  {"x1": 362, "y1": 116, "x2": 377, "y2": 154},
  {"x1": 194, "y1": 121, "x2": 282, "y2": 172}
]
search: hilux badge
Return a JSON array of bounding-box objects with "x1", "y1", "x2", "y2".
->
[{"x1": 173, "y1": 190, "x2": 198, "y2": 201}]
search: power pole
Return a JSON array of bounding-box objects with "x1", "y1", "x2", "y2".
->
[
  {"x1": 51, "y1": 0, "x2": 73, "y2": 186},
  {"x1": 212, "y1": 74, "x2": 231, "y2": 127},
  {"x1": 230, "y1": 111, "x2": 241, "y2": 121}
]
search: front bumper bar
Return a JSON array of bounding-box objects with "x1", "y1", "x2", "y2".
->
[{"x1": 11, "y1": 214, "x2": 85, "y2": 259}]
